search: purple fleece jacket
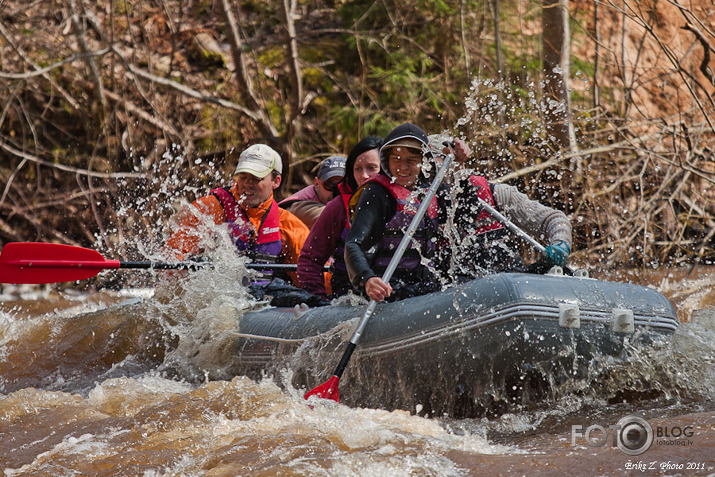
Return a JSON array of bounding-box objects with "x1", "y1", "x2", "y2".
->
[{"x1": 297, "y1": 195, "x2": 347, "y2": 297}]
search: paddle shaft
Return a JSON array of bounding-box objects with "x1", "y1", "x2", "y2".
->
[
  {"x1": 475, "y1": 198, "x2": 546, "y2": 254},
  {"x1": 0, "y1": 242, "x2": 321, "y2": 284},
  {"x1": 2, "y1": 258, "x2": 303, "y2": 272},
  {"x1": 331, "y1": 152, "x2": 455, "y2": 379}
]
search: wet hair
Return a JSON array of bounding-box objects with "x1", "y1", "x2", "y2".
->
[{"x1": 342, "y1": 135, "x2": 384, "y2": 192}]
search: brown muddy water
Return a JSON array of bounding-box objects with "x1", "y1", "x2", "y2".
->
[{"x1": 0, "y1": 264, "x2": 713, "y2": 476}]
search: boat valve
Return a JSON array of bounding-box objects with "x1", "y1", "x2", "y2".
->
[
  {"x1": 558, "y1": 304, "x2": 580, "y2": 328},
  {"x1": 611, "y1": 308, "x2": 635, "y2": 333},
  {"x1": 574, "y1": 268, "x2": 589, "y2": 278},
  {"x1": 547, "y1": 266, "x2": 564, "y2": 276},
  {"x1": 293, "y1": 303, "x2": 310, "y2": 319}
]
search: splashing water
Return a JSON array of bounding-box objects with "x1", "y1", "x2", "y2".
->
[
  {"x1": 1, "y1": 265, "x2": 713, "y2": 475},
  {"x1": 2, "y1": 79, "x2": 714, "y2": 475}
]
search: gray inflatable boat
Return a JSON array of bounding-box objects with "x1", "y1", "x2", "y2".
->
[{"x1": 228, "y1": 270, "x2": 679, "y2": 417}]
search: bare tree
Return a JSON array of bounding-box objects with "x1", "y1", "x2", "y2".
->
[
  {"x1": 0, "y1": 0, "x2": 712, "y2": 270},
  {"x1": 542, "y1": 0, "x2": 577, "y2": 152},
  {"x1": 217, "y1": 0, "x2": 279, "y2": 140},
  {"x1": 492, "y1": 0, "x2": 506, "y2": 127}
]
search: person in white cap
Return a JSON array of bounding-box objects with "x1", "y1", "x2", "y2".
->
[
  {"x1": 166, "y1": 144, "x2": 309, "y2": 285},
  {"x1": 279, "y1": 155, "x2": 347, "y2": 228}
]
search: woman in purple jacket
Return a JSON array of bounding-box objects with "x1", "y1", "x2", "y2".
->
[{"x1": 297, "y1": 136, "x2": 383, "y2": 298}]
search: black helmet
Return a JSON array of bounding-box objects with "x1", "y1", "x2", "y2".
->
[{"x1": 379, "y1": 123, "x2": 433, "y2": 179}]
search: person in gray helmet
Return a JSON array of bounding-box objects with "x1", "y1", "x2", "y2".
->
[
  {"x1": 428, "y1": 133, "x2": 572, "y2": 282},
  {"x1": 279, "y1": 155, "x2": 347, "y2": 228}
]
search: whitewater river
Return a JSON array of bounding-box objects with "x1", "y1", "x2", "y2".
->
[{"x1": 0, "y1": 263, "x2": 713, "y2": 476}]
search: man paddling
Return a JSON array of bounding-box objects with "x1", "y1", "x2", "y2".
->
[
  {"x1": 429, "y1": 134, "x2": 572, "y2": 281},
  {"x1": 166, "y1": 144, "x2": 309, "y2": 286}
]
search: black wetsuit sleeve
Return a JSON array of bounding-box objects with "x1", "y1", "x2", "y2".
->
[
  {"x1": 344, "y1": 182, "x2": 396, "y2": 289},
  {"x1": 450, "y1": 177, "x2": 495, "y2": 220},
  {"x1": 435, "y1": 183, "x2": 452, "y2": 225}
]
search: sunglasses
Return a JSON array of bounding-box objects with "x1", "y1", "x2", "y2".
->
[{"x1": 320, "y1": 178, "x2": 342, "y2": 192}]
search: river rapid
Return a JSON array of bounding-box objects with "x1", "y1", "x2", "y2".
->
[{"x1": 0, "y1": 262, "x2": 713, "y2": 476}]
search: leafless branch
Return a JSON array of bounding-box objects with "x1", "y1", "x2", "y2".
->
[
  {"x1": 682, "y1": 22, "x2": 715, "y2": 87},
  {"x1": 0, "y1": 139, "x2": 146, "y2": 179},
  {"x1": 0, "y1": 22, "x2": 82, "y2": 111},
  {"x1": 217, "y1": 0, "x2": 277, "y2": 138},
  {"x1": 66, "y1": 0, "x2": 106, "y2": 109},
  {"x1": 0, "y1": 48, "x2": 112, "y2": 80}
]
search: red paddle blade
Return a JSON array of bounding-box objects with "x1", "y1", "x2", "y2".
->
[
  {"x1": 0, "y1": 242, "x2": 111, "y2": 284},
  {"x1": 304, "y1": 375, "x2": 340, "y2": 403}
]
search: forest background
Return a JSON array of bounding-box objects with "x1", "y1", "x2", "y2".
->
[{"x1": 0, "y1": 0, "x2": 713, "y2": 282}]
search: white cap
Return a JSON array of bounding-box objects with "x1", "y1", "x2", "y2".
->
[{"x1": 234, "y1": 144, "x2": 282, "y2": 178}]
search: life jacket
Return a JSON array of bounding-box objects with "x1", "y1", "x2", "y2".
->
[
  {"x1": 337, "y1": 181, "x2": 352, "y2": 229},
  {"x1": 469, "y1": 175, "x2": 506, "y2": 235},
  {"x1": 450, "y1": 175, "x2": 524, "y2": 277},
  {"x1": 210, "y1": 187, "x2": 283, "y2": 263},
  {"x1": 362, "y1": 174, "x2": 440, "y2": 279}
]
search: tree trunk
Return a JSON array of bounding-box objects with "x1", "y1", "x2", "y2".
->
[
  {"x1": 279, "y1": 0, "x2": 303, "y2": 188},
  {"x1": 217, "y1": 0, "x2": 278, "y2": 141},
  {"x1": 593, "y1": 0, "x2": 600, "y2": 111},
  {"x1": 493, "y1": 0, "x2": 506, "y2": 127},
  {"x1": 542, "y1": 0, "x2": 576, "y2": 153}
]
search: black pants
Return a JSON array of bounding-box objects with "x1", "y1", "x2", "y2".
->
[{"x1": 248, "y1": 278, "x2": 331, "y2": 307}]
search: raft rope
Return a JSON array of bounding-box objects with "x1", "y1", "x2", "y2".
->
[
  {"x1": 227, "y1": 331, "x2": 307, "y2": 343},
  {"x1": 228, "y1": 317, "x2": 355, "y2": 344}
]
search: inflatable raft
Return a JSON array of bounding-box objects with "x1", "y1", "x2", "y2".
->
[{"x1": 227, "y1": 269, "x2": 679, "y2": 417}]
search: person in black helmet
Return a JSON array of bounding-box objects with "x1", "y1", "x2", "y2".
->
[{"x1": 344, "y1": 123, "x2": 470, "y2": 302}]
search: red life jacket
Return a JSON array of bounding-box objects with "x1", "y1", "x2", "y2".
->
[
  {"x1": 337, "y1": 182, "x2": 353, "y2": 229},
  {"x1": 365, "y1": 174, "x2": 439, "y2": 275},
  {"x1": 326, "y1": 181, "x2": 355, "y2": 295},
  {"x1": 210, "y1": 187, "x2": 283, "y2": 263},
  {"x1": 468, "y1": 175, "x2": 505, "y2": 235},
  {"x1": 446, "y1": 175, "x2": 524, "y2": 279}
]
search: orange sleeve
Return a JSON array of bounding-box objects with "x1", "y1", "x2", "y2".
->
[
  {"x1": 165, "y1": 195, "x2": 225, "y2": 258},
  {"x1": 278, "y1": 208, "x2": 310, "y2": 285}
]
